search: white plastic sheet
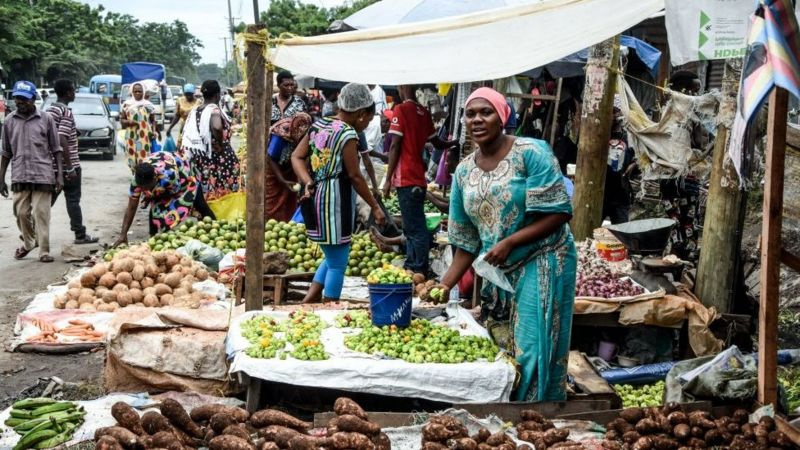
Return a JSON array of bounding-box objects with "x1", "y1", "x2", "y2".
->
[
  {"x1": 227, "y1": 309, "x2": 515, "y2": 404},
  {"x1": 272, "y1": 0, "x2": 665, "y2": 84}
]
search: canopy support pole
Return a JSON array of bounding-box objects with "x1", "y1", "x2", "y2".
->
[
  {"x1": 571, "y1": 35, "x2": 620, "y2": 241},
  {"x1": 549, "y1": 78, "x2": 563, "y2": 147},
  {"x1": 244, "y1": 23, "x2": 268, "y2": 412},
  {"x1": 694, "y1": 59, "x2": 743, "y2": 313},
  {"x1": 758, "y1": 87, "x2": 788, "y2": 407}
]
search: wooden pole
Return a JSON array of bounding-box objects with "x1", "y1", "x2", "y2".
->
[
  {"x1": 758, "y1": 87, "x2": 788, "y2": 407},
  {"x1": 549, "y1": 78, "x2": 563, "y2": 148},
  {"x1": 571, "y1": 35, "x2": 621, "y2": 241},
  {"x1": 244, "y1": 24, "x2": 267, "y2": 412},
  {"x1": 694, "y1": 59, "x2": 742, "y2": 313}
]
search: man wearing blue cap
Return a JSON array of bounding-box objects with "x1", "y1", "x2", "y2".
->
[{"x1": 0, "y1": 80, "x2": 63, "y2": 263}]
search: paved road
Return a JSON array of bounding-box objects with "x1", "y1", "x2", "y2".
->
[{"x1": 0, "y1": 145, "x2": 150, "y2": 401}]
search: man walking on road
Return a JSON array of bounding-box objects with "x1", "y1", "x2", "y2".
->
[
  {"x1": 0, "y1": 81, "x2": 63, "y2": 262},
  {"x1": 382, "y1": 84, "x2": 455, "y2": 276},
  {"x1": 47, "y1": 79, "x2": 98, "y2": 244}
]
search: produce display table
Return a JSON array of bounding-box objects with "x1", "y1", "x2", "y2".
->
[{"x1": 227, "y1": 309, "x2": 516, "y2": 404}]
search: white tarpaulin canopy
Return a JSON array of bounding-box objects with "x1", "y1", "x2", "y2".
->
[
  {"x1": 272, "y1": 0, "x2": 665, "y2": 85},
  {"x1": 343, "y1": 0, "x2": 543, "y2": 29}
]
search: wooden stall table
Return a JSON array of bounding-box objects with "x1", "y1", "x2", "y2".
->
[{"x1": 234, "y1": 272, "x2": 315, "y2": 305}]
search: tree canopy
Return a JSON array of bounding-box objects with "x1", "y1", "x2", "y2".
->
[
  {"x1": 261, "y1": 0, "x2": 378, "y2": 37},
  {"x1": 0, "y1": 0, "x2": 203, "y2": 86}
]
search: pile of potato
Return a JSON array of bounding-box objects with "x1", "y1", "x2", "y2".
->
[
  {"x1": 94, "y1": 397, "x2": 390, "y2": 450},
  {"x1": 54, "y1": 245, "x2": 214, "y2": 312},
  {"x1": 421, "y1": 412, "x2": 537, "y2": 450},
  {"x1": 601, "y1": 405, "x2": 795, "y2": 450},
  {"x1": 515, "y1": 410, "x2": 574, "y2": 450}
]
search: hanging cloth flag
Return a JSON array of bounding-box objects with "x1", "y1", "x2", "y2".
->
[{"x1": 729, "y1": 0, "x2": 800, "y2": 180}]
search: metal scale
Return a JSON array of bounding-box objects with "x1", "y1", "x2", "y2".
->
[{"x1": 605, "y1": 218, "x2": 683, "y2": 292}]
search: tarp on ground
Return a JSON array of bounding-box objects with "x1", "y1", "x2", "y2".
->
[{"x1": 271, "y1": 0, "x2": 665, "y2": 85}]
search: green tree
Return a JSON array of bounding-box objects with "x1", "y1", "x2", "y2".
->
[{"x1": 260, "y1": 0, "x2": 378, "y2": 37}]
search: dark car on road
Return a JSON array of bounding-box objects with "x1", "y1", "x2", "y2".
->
[{"x1": 45, "y1": 93, "x2": 117, "y2": 160}]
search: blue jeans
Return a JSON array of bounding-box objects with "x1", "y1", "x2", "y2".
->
[
  {"x1": 396, "y1": 186, "x2": 429, "y2": 274},
  {"x1": 312, "y1": 243, "x2": 351, "y2": 299}
]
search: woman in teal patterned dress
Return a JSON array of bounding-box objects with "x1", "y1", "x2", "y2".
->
[
  {"x1": 292, "y1": 83, "x2": 386, "y2": 303},
  {"x1": 437, "y1": 87, "x2": 577, "y2": 402}
]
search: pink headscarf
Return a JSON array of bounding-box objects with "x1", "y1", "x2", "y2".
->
[{"x1": 465, "y1": 87, "x2": 511, "y2": 126}]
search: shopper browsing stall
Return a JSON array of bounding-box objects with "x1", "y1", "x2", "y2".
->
[
  {"x1": 120, "y1": 81, "x2": 158, "y2": 173},
  {"x1": 292, "y1": 83, "x2": 386, "y2": 303},
  {"x1": 382, "y1": 84, "x2": 456, "y2": 276},
  {"x1": 436, "y1": 87, "x2": 577, "y2": 402}
]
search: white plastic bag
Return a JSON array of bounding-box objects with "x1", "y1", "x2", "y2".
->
[{"x1": 472, "y1": 254, "x2": 514, "y2": 293}]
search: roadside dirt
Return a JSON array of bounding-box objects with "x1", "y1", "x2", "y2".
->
[{"x1": 0, "y1": 155, "x2": 148, "y2": 404}]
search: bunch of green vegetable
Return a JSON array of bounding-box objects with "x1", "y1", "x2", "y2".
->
[
  {"x1": 335, "y1": 310, "x2": 372, "y2": 328},
  {"x1": 344, "y1": 319, "x2": 499, "y2": 364},
  {"x1": 4, "y1": 398, "x2": 86, "y2": 449},
  {"x1": 779, "y1": 366, "x2": 800, "y2": 413},
  {"x1": 614, "y1": 381, "x2": 665, "y2": 408}
]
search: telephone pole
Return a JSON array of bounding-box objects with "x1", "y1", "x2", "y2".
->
[
  {"x1": 226, "y1": 0, "x2": 239, "y2": 84},
  {"x1": 221, "y1": 37, "x2": 232, "y2": 87}
]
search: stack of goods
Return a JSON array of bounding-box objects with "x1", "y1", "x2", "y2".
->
[
  {"x1": 343, "y1": 318, "x2": 499, "y2": 364},
  {"x1": 601, "y1": 406, "x2": 795, "y2": 450},
  {"x1": 345, "y1": 233, "x2": 402, "y2": 277},
  {"x1": 575, "y1": 240, "x2": 644, "y2": 298},
  {"x1": 5, "y1": 398, "x2": 86, "y2": 450},
  {"x1": 54, "y1": 245, "x2": 214, "y2": 311},
  {"x1": 93, "y1": 397, "x2": 390, "y2": 450},
  {"x1": 421, "y1": 413, "x2": 532, "y2": 450},
  {"x1": 366, "y1": 266, "x2": 413, "y2": 285},
  {"x1": 383, "y1": 195, "x2": 439, "y2": 215},
  {"x1": 25, "y1": 319, "x2": 103, "y2": 344},
  {"x1": 515, "y1": 410, "x2": 574, "y2": 450},
  {"x1": 240, "y1": 310, "x2": 329, "y2": 361},
  {"x1": 614, "y1": 382, "x2": 665, "y2": 408}
]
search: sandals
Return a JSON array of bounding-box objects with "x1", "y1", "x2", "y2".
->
[
  {"x1": 74, "y1": 235, "x2": 99, "y2": 245},
  {"x1": 39, "y1": 255, "x2": 54, "y2": 263},
  {"x1": 14, "y1": 246, "x2": 33, "y2": 260}
]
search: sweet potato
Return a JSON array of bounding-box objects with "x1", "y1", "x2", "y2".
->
[
  {"x1": 160, "y1": 398, "x2": 205, "y2": 439},
  {"x1": 422, "y1": 423, "x2": 467, "y2": 442},
  {"x1": 476, "y1": 444, "x2": 493, "y2": 450},
  {"x1": 733, "y1": 409, "x2": 750, "y2": 425},
  {"x1": 335, "y1": 414, "x2": 381, "y2": 436},
  {"x1": 191, "y1": 404, "x2": 229, "y2": 422},
  {"x1": 520, "y1": 409, "x2": 545, "y2": 423},
  {"x1": 331, "y1": 432, "x2": 376, "y2": 449},
  {"x1": 486, "y1": 431, "x2": 514, "y2": 446},
  {"x1": 208, "y1": 434, "x2": 256, "y2": 450},
  {"x1": 333, "y1": 397, "x2": 369, "y2": 421},
  {"x1": 450, "y1": 437, "x2": 478, "y2": 450},
  {"x1": 673, "y1": 424, "x2": 691, "y2": 441},
  {"x1": 147, "y1": 431, "x2": 184, "y2": 450},
  {"x1": 620, "y1": 408, "x2": 645, "y2": 424},
  {"x1": 112, "y1": 402, "x2": 146, "y2": 436},
  {"x1": 754, "y1": 425, "x2": 770, "y2": 439},
  {"x1": 759, "y1": 416, "x2": 776, "y2": 432},
  {"x1": 95, "y1": 426, "x2": 142, "y2": 449},
  {"x1": 250, "y1": 409, "x2": 311, "y2": 431},
  {"x1": 542, "y1": 428, "x2": 569, "y2": 446},
  {"x1": 96, "y1": 435, "x2": 125, "y2": 450},
  {"x1": 258, "y1": 425, "x2": 303, "y2": 448},
  {"x1": 632, "y1": 436, "x2": 654, "y2": 450},
  {"x1": 422, "y1": 443, "x2": 448, "y2": 450},
  {"x1": 687, "y1": 438, "x2": 706, "y2": 449},
  {"x1": 704, "y1": 429, "x2": 723, "y2": 446},
  {"x1": 287, "y1": 435, "x2": 333, "y2": 450},
  {"x1": 653, "y1": 436, "x2": 678, "y2": 450},
  {"x1": 142, "y1": 411, "x2": 173, "y2": 435},
  {"x1": 635, "y1": 419, "x2": 660, "y2": 435},
  {"x1": 222, "y1": 425, "x2": 252, "y2": 442},
  {"x1": 372, "y1": 432, "x2": 391, "y2": 450},
  {"x1": 472, "y1": 428, "x2": 491, "y2": 443},
  {"x1": 688, "y1": 411, "x2": 714, "y2": 430},
  {"x1": 517, "y1": 420, "x2": 544, "y2": 432},
  {"x1": 623, "y1": 431, "x2": 642, "y2": 444},
  {"x1": 211, "y1": 412, "x2": 239, "y2": 434},
  {"x1": 603, "y1": 440, "x2": 623, "y2": 450},
  {"x1": 494, "y1": 443, "x2": 515, "y2": 450},
  {"x1": 258, "y1": 442, "x2": 279, "y2": 450}
]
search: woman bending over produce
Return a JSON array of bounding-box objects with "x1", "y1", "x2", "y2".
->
[
  {"x1": 292, "y1": 83, "x2": 386, "y2": 303},
  {"x1": 435, "y1": 87, "x2": 577, "y2": 402},
  {"x1": 114, "y1": 152, "x2": 198, "y2": 244}
]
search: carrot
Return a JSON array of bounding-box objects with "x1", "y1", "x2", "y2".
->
[{"x1": 69, "y1": 319, "x2": 90, "y2": 326}]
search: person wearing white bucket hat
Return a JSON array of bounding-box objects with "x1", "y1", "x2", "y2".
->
[{"x1": 292, "y1": 83, "x2": 387, "y2": 303}]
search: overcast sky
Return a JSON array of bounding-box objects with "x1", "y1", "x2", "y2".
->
[{"x1": 80, "y1": 0, "x2": 347, "y2": 65}]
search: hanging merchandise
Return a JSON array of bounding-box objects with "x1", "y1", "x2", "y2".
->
[
  {"x1": 665, "y1": 0, "x2": 752, "y2": 66},
  {"x1": 728, "y1": 0, "x2": 800, "y2": 180}
]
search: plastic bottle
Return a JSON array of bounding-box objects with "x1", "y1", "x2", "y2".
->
[{"x1": 446, "y1": 285, "x2": 460, "y2": 323}]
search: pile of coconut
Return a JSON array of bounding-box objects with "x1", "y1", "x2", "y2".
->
[{"x1": 54, "y1": 245, "x2": 216, "y2": 312}]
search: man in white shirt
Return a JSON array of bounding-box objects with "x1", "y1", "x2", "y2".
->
[{"x1": 369, "y1": 85, "x2": 386, "y2": 115}]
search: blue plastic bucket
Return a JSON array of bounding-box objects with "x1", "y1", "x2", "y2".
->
[{"x1": 368, "y1": 283, "x2": 413, "y2": 327}]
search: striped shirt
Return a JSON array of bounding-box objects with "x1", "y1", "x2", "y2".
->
[{"x1": 46, "y1": 102, "x2": 80, "y2": 169}]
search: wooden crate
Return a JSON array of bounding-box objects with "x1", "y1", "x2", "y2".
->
[{"x1": 234, "y1": 272, "x2": 315, "y2": 305}]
